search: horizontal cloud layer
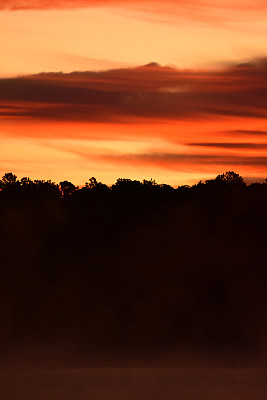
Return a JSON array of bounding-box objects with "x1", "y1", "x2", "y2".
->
[
  {"x1": 56, "y1": 144, "x2": 267, "y2": 170},
  {"x1": 1, "y1": 0, "x2": 267, "y2": 13},
  {"x1": 2, "y1": 1, "x2": 267, "y2": 29},
  {"x1": 98, "y1": 153, "x2": 267, "y2": 173},
  {"x1": 1, "y1": 59, "x2": 267, "y2": 123}
]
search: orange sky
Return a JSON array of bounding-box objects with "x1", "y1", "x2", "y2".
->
[{"x1": 1, "y1": 1, "x2": 267, "y2": 185}]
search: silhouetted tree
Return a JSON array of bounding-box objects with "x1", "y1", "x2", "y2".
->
[
  {"x1": 20, "y1": 177, "x2": 33, "y2": 185},
  {"x1": 20, "y1": 177, "x2": 35, "y2": 190},
  {"x1": 205, "y1": 171, "x2": 245, "y2": 187},
  {"x1": 112, "y1": 178, "x2": 142, "y2": 193},
  {"x1": 60, "y1": 180, "x2": 77, "y2": 197},
  {"x1": 0, "y1": 172, "x2": 18, "y2": 189},
  {"x1": 158, "y1": 183, "x2": 174, "y2": 193},
  {"x1": 84, "y1": 177, "x2": 109, "y2": 192},
  {"x1": 142, "y1": 178, "x2": 159, "y2": 192},
  {"x1": 33, "y1": 179, "x2": 60, "y2": 196}
]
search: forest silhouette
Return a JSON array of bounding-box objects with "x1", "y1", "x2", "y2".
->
[{"x1": 0, "y1": 171, "x2": 267, "y2": 354}]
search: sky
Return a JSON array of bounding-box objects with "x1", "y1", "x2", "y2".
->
[{"x1": 1, "y1": 0, "x2": 267, "y2": 186}]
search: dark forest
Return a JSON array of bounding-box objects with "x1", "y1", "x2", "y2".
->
[{"x1": 1, "y1": 171, "x2": 267, "y2": 363}]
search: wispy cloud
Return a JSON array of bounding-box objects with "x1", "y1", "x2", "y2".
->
[{"x1": 2, "y1": 1, "x2": 267, "y2": 33}]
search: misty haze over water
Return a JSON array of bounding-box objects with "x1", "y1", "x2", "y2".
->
[
  {"x1": 1, "y1": 346, "x2": 267, "y2": 400},
  {"x1": 1, "y1": 366, "x2": 267, "y2": 400}
]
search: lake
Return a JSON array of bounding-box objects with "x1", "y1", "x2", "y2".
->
[{"x1": 1, "y1": 367, "x2": 267, "y2": 400}]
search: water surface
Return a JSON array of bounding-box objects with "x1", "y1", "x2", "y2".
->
[{"x1": 1, "y1": 367, "x2": 267, "y2": 400}]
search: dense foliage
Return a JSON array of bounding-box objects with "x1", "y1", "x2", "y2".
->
[{"x1": 0, "y1": 171, "x2": 267, "y2": 351}]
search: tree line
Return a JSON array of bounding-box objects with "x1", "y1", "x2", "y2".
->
[{"x1": 0, "y1": 170, "x2": 256, "y2": 196}]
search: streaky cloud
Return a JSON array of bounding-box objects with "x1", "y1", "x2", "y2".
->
[
  {"x1": 187, "y1": 143, "x2": 267, "y2": 149},
  {"x1": 105, "y1": 152, "x2": 267, "y2": 168},
  {"x1": 226, "y1": 130, "x2": 267, "y2": 136},
  {"x1": 54, "y1": 144, "x2": 267, "y2": 169}
]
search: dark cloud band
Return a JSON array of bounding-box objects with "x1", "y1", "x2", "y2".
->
[{"x1": 1, "y1": 59, "x2": 267, "y2": 122}]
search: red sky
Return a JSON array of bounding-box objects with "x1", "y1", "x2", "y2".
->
[{"x1": 1, "y1": 1, "x2": 267, "y2": 185}]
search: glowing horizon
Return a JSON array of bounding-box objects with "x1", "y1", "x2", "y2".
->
[{"x1": 1, "y1": 1, "x2": 267, "y2": 185}]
